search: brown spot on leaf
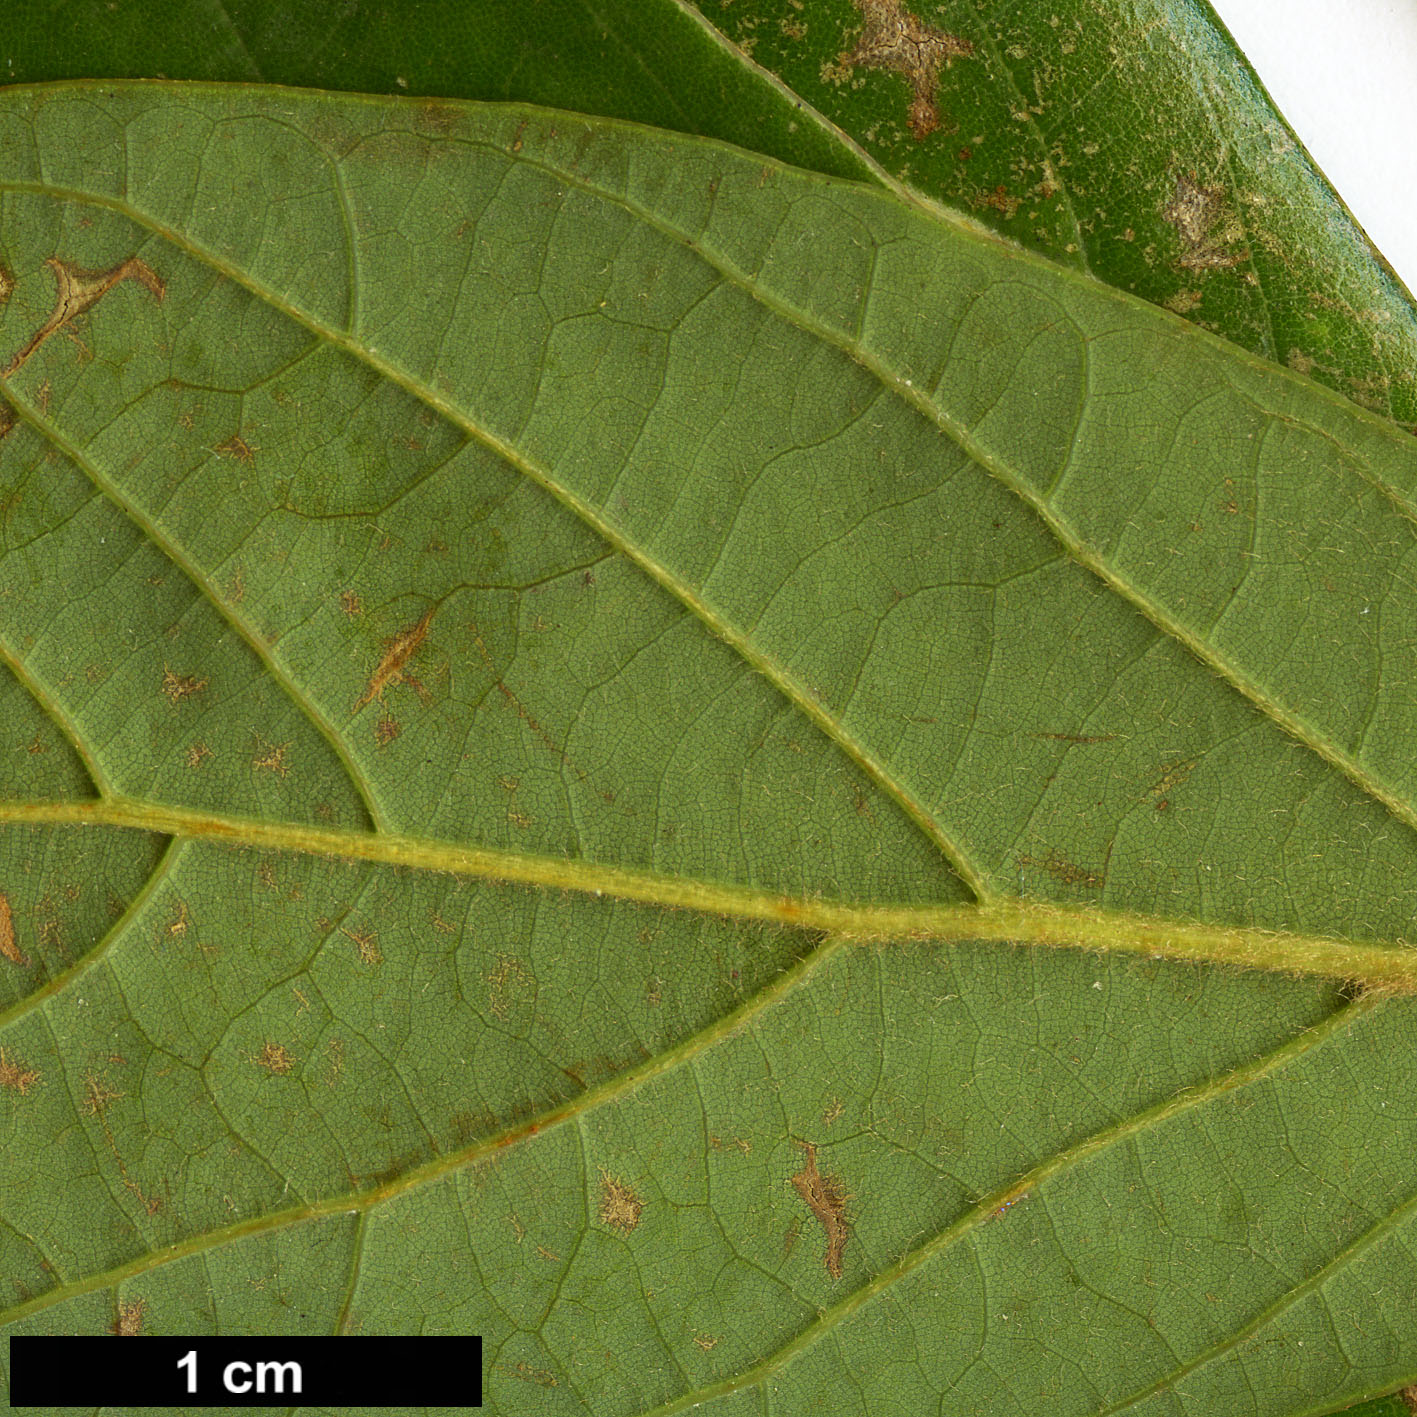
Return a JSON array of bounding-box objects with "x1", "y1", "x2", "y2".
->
[
  {"x1": 0, "y1": 1048, "x2": 40, "y2": 1094},
  {"x1": 978, "y1": 184, "x2": 1021, "y2": 218},
  {"x1": 215, "y1": 433, "x2": 256, "y2": 465},
  {"x1": 113, "y1": 1298, "x2": 146, "y2": 1335},
  {"x1": 470, "y1": 620, "x2": 572, "y2": 765},
  {"x1": 0, "y1": 892, "x2": 28, "y2": 965},
  {"x1": 340, "y1": 589, "x2": 364, "y2": 617},
  {"x1": 185, "y1": 742, "x2": 212, "y2": 769},
  {"x1": 1017, "y1": 849, "x2": 1104, "y2": 889},
  {"x1": 503, "y1": 1362, "x2": 558, "y2": 1388},
  {"x1": 161, "y1": 668, "x2": 208, "y2": 703},
  {"x1": 693, "y1": 1333, "x2": 718, "y2": 1352},
  {"x1": 254, "y1": 1042, "x2": 296, "y2": 1075},
  {"x1": 85, "y1": 1070, "x2": 162, "y2": 1215},
  {"x1": 709, "y1": 1133, "x2": 753, "y2": 1155},
  {"x1": 790, "y1": 1141, "x2": 850, "y2": 1279},
  {"x1": 1149, "y1": 757, "x2": 1196, "y2": 800},
  {"x1": 1, "y1": 256, "x2": 165, "y2": 380},
  {"x1": 355, "y1": 603, "x2": 437, "y2": 711},
  {"x1": 374, "y1": 716, "x2": 401, "y2": 747},
  {"x1": 0, "y1": 263, "x2": 12, "y2": 302},
  {"x1": 0, "y1": 401, "x2": 13, "y2": 441},
  {"x1": 841, "y1": 0, "x2": 973, "y2": 141},
  {"x1": 1162, "y1": 173, "x2": 1247, "y2": 272},
  {"x1": 494, "y1": 681, "x2": 565, "y2": 760},
  {"x1": 598, "y1": 1170, "x2": 644, "y2": 1234}
]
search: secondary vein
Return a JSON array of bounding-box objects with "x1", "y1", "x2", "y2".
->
[
  {"x1": 637, "y1": 991, "x2": 1386, "y2": 1417},
  {"x1": 0, "y1": 175, "x2": 992, "y2": 903},
  {"x1": 0, "y1": 373, "x2": 388, "y2": 835}
]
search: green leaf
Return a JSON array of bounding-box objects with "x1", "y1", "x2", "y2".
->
[
  {"x1": 3, "y1": 81, "x2": 1417, "y2": 1417},
  {"x1": 3, "y1": 0, "x2": 1415, "y2": 432},
  {"x1": 1341, "y1": 1400, "x2": 1416, "y2": 1417}
]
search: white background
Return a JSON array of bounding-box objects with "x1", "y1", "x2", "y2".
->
[{"x1": 1208, "y1": 0, "x2": 1417, "y2": 299}]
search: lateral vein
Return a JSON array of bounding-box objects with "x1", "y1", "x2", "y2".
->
[
  {"x1": 0, "y1": 374, "x2": 389, "y2": 835},
  {"x1": 0, "y1": 174, "x2": 992, "y2": 902}
]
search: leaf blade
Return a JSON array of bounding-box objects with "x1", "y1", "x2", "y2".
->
[{"x1": 2, "y1": 86, "x2": 1417, "y2": 1415}]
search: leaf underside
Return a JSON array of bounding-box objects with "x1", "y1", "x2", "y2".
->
[{"x1": 0, "y1": 86, "x2": 1416, "y2": 1415}]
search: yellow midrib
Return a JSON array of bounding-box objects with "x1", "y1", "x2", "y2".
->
[{"x1": 1, "y1": 794, "x2": 1414, "y2": 990}]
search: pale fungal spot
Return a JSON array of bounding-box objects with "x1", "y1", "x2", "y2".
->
[
  {"x1": 598, "y1": 1170, "x2": 645, "y2": 1234},
  {"x1": 161, "y1": 668, "x2": 209, "y2": 703},
  {"x1": 82, "y1": 1071, "x2": 124, "y2": 1115},
  {"x1": 252, "y1": 737, "x2": 291, "y2": 777},
  {"x1": 165, "y1": 900, "x2": 190, "y2": 938},
  {"x1": 487, "y1": 954, "x2": 534, "y2": 1021},
  {"x1": 113, "y1": 1299, "x2": 146, "y2": 1336},
  {"x1": 840, "y1": 0, "x2": 973, "y2": 141},
  {"x1": 0, "y1": 1047, "x2": 40, "y2": 1094},
  {"x1": 341, "y1": 923, "x2": 383, "y2": 966},
  {"x1": 1162, "y1": 173, "x2": 1247, "y2": 272},
  {"x1": 254, "y1": 1042, "x2": 296, "y2": 1075}
]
